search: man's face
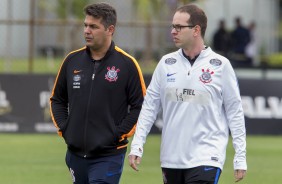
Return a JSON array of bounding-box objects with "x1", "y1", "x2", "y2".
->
[
  {"x1": 171, "y1": 12, "x2": 195, "y2": 49},
  {"x1": 83, "y1": 15, "x2": 112, "y2": 51}
]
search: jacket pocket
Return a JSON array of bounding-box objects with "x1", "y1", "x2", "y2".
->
[{"x1": 112, "y1": 122, "x2": 120, "y2": 144}]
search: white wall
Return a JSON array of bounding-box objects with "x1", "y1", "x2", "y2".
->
[
  {"x1": 198, "y1": 0, "x2": 279, "y2": 54},
  {"x1": 0, "y1": 0, "x2": 31, "y2": 58},
  {"x1": 0, "y1": 0, "x2": 280, "y2": 58}
]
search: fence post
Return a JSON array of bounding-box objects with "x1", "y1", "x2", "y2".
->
[{"x1": 28, "y1": 0, "x2": 35, "y2": 73}]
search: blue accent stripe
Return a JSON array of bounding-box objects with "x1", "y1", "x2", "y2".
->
[
  {"x1": 214, "y1": 168, "x2": 221, "y2": 184},
  {"x1": 106, "y1": 154, "x2": 125, "y2": 177}
]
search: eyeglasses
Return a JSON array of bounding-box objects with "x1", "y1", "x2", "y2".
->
[{"x1": 171, "y1": 24, "x2": 195, "y2": 32}]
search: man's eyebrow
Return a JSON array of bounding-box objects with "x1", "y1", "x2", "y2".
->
[
  {"x1": 84, "y1": 22, "x2": 93, "y2": 25},
  {"x1": 84, "y1": 23, "x2": 98, "y2": 27}
]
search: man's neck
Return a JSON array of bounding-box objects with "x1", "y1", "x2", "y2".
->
[
  {"x1": 182, "y1": 45, "x2": 205, "y2": 60},
  {"x1": 181, "y1": 37, "x2": 204, "y2": 58},
  {"x1": 90, "y1": 41, "x2": 112, "y2": 60}
]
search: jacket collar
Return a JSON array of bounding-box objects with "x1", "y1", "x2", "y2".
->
[
  {"x1": 86, "y1": 41, "x2": 115, "y2": 61},
  {"x1": 179, "y1": 46, "x2": 212, "y2": 60}
]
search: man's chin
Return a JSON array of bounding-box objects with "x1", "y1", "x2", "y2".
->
[
  {"x1": 174, "y1": 43, "x2": 181, "y2": 48},
  {"x1": 85, "y1": 43, "x2": 92, "y2": 47},
  {"x1": 85, "y1": 43, "x2": 96, "y2": 48}
]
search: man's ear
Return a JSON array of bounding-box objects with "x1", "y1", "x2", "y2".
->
[
  {"x1": 108, "y1": 25, "x2": 115, "y2": 35},
  {"x1": 193, "y1": 25, "x2": 201, "y2": 37}
]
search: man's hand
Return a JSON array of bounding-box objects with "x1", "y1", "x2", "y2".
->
[
  {"x1": 128, "y1": 154, "x2": 142, "y2": 171},
  {"x1": 234, "y1": 169, "x2": 246, "y2": 182}
]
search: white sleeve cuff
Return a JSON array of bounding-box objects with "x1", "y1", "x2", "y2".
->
[
  {"x1": 129, "y1": 146, "x2": 144, "y2": 158},
  {"x1": 234, "y1": 160, "x2": 247, "y2": 170}
]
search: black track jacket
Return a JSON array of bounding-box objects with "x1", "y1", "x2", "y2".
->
[{"x1": 50, "y1": 42, "x2": 146, "y2": 158}]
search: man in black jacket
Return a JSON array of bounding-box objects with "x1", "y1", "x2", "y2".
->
[{"x1": 50, "y1": 3, "x2": 146, "y2": 184}]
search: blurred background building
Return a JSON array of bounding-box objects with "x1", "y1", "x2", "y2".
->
[{"x1": 0, "y1": 0, "x2": 282, "y2": 73}]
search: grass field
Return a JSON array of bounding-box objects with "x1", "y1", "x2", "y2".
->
[
  {"x1": 0, "y1": 134, "x2": 281, "y2": 184},
  {"x1": 0, "y1": 57, "x2": 158, "y2": 74}
]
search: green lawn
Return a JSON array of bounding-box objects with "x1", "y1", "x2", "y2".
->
[
  {"x1": 0, "y1": 57, "x2": 157, "y2": 74},
  {"x1": 0, "y1": 134, "x2": 281, "y2": 184},
  {"x1": 0, "y1": 58, "x2": 62, "y2": 74}
]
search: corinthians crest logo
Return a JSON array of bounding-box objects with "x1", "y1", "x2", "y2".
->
[
  {"x1": 105, "y1": 66, "x2": 120, "y2": 82},
  {"x1": 199, "y1": 68, "x2": 214, "y2": 84}
]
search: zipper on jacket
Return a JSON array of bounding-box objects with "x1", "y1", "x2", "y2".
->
[
  {"x1": 83, "y1": 59, "x2": 97, "y2": 158},
  {"x1": 182, "y1": 49, "x2": 199, "y2": 77},
  {"x1": 83, "y1": 60, "x2": 99, "y2": 157},
  {"x1": 91, "y1": 59, "x2": 100, "y2": 80},
  {"x1": 92, "y1": 60, "x2": 96, "y2": 80}
]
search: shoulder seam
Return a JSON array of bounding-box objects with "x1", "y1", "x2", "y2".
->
[{"x1": 114, "y1": 46, "x2": 146, "y2": 96}]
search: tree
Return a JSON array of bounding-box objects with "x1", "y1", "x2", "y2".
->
[
  {"x1": 55, "y1": 0, "x2": 89, "y2": 19},
  {"x1": 132, "y1": 0, "x2": 167, "y2": 64},
  {"x1": 132, "y1": 0, "x2": 198, "y2": 64},
  {"x1": 39, "y1": 0, "x2": 90, "y2": 52}
]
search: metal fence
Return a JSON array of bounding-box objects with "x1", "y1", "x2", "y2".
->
[
  {"x1": 0, "y1": 0, "x2": 281, "y2": 73},
  {"x1": 0, "y1": 0, "x2": 177, "y2": 73}
]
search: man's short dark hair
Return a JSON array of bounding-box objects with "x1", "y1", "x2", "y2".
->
[
  {"x1": 177, "y1": 4, "x2": 207, "y2": 38},
  {"x1": 84, "y1": 3, "x2": 117, "y2": 28}
]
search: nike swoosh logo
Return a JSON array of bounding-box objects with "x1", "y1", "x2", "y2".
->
[
  {"x1": 167, "y1": 73, "x2": 176, "y2": 77},
  {"x1": 73, "y1": 70, "x2": 82, "y2": 74},
  {"x1": 204, "y1": 167, "x2": 215, "y2": 171},
  {"x1": 106, "y1": 172, "x2": 120, "y2": 177}
]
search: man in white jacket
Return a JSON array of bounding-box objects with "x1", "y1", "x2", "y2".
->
[{"x1": 128, "y1": 3, "x2": 247, "y2": 184}]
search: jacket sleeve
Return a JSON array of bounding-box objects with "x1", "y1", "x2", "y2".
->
[
  {"x1": 116, "y1": 58, "x2": 147, "y2": 141},
  {"x1": 49, "y1": 58, "x2": 69, "y2": 136},
  {"x1": 222, "y1": 61, "x2": 247, "y2": 170},
  {"x1": 129, "y1": 61, "x2": 163, "y2": 157}
]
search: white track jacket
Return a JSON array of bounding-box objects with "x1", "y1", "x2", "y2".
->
[{"x1": 130, "y1": 47, "x2": 247, "y2": 170}]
